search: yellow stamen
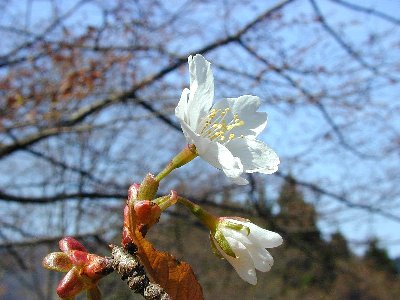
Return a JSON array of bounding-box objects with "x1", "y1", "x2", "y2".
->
[{"x1": 199, "y1": 107, "x2": 245, "y2": 144}]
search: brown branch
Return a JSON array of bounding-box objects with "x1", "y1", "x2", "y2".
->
[
  {"x1": 0, "y1": 124, "x2": 100, "y2": 158},
  {"x1": 111, "y1": 245, "x2": 170, "y2": 300},
  {"x1": 0, "y1": 230, "x2": 107, "y2": 249},
  {"x1": 329, "y1": 0, "x2": 400, "y2": 26},
  {"x1": 309, "y1": 0, "x2": 396, "y2": 82},
  {"x1": 274, "y1": 171, "x2": 400, "y2": 223},
  {"x1": 0, "y1": 190, "x2": 126, "y2": 204},
  {"x1": 0, "y1": 231, "x2": 28, "y2": 270},
  {"x1": 25, "y1": 148, "x2": 112, "y2": 187},
  {"x1": 0, "y1": 0, "x2": 88, "y2": 67},
  {"x1": 2, "y1": 170, "x2": 399, "y2": 222}
]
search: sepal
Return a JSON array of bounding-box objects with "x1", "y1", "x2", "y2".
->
[
  {"x1": 221, "y1": 220, "x2": 250, "y2": 236},
  {"x1": 213, "y1": 228, "x2": 236, "y2": 258},
  {"x1": 209, "y1": 234, "x2": 224, "y2": 259}
]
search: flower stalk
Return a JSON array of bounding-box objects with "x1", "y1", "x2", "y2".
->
[
  {"x1": 155, "y1": 144, "x2": 197, "y2": 182},
  {"x1": 177, "y1": 196, "x2": 218, "y2": 231}
]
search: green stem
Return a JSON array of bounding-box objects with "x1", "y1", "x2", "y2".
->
[
  {"x1": 155, "y1": 144, "x2": 197, "y2": 182},
  {"x1": 177, "y1": 196, "x2": 218, "y2": 231}
]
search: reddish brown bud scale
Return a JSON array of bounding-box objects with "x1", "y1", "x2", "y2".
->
[
  {"x1": 123, "y1": 204, "x2": 130, "y2": 226},
  {"x1": 122, "y1": 226, "x2": 134, "y2": 248},
  {"x1": 128, "y1": 183, "x2": 140, "y2": 202},
  {"x1": 83, "y1": 255, "x2": 110, "y2": 280},
  {"x1": 122, "y1": 203, "x2": 136, "y2": 247}
]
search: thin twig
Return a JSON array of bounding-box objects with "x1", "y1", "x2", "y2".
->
[{"x1": 329, "y1": 0, "x2": 400, "y2": 26}]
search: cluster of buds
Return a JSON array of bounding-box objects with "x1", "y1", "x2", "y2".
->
[
  {"x1": 123, "y1": 179, "x2": 178, "y2": 247},
  {"x1": 42, "y1": 237, "x2": 113, "y2": 299}
]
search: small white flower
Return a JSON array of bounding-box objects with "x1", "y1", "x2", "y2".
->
[
  {"x1": 210, "y1": 218, "x2": 283, "y2": 285},
  {"x1": 175, "y1": 54, "x2": 279, "y2": 184}
]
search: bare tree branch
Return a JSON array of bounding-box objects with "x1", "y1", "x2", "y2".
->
[
  {"x1": 0, "y1": 0, "x2": 89, "y2": 67},
  {"x1": 329, "y1": 0, "x2": 400, "y2": 26},
  {"x1": 236, "y1": 38, "x2": 375, "y2": 159},
  {"x1": 309, "y1": 0, "x2": 395, "y2": 81},
  {"x1": 0, "y1": 0, "x2": 296, "y2": 159}
]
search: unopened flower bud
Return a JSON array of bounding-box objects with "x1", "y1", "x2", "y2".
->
[
  {"x1": 134, "y1": 200, "x2": 161, "y2": 227},
  {"x1": 68, "y1": 250, "x2": 89, "y2": 267},
  {"x1": 44, "y1": 237, "x2": 111, "y2": 299},
  {"x1": 59, "y1": 237, "x2": 87, "y2": 252},
  {"x1": 210, "y1": 217, "x2": 283, "y2": 285},
  {"x1": 56, "y1": 267, "x2": 89, "y2": 298}
]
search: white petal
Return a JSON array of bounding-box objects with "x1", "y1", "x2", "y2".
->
[
  {"x1": 175, "y1": 88, "x2": 190, "y2": 122},
  {"x1": 179, "y1": 117, "x2": 199, "y2": 144},
  {"x1": 197, "y1": 140, "x2": 244, "y2": 181},
  {"x1": 187, "y1": 55, "x2": 214, "y2": 130},
  {"x1": 180, "y1": 120, "x2": 246, "y2": 182},
  {"x1": 212, "y1": 95, "x2": 268, "y2": 137},
  {"x1": 222, "y1": 226, "x2": 275, "y2": 271},
  {"x1": 246, "y1": 244, "x2": 274, "y2": 272},
  {"x1": 226, "y1": 137, "x2": 279, "y2": 174},
  {"x1": 214, "y1": 236, "x2": 257, "y2": 285},
  {"x1": 247, "y1": 222, "x2": 283, "y2": 249},
  {"x1": 221, "y1": 227, "x2": 252, "y2": 244},
  {"x1": 226, "y1": 219, "x2": 283, "y2": 249}
]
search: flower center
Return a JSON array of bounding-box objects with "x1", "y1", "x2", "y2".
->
[{"x1": 199, "y1": 108, "x2": 245, "y2": 143}]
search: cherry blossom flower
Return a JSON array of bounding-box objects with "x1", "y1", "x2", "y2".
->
[
  {"x1": 175, "y1": 54, "x2": 279, "y2": 184},
  {"x1": 210, "y1": 217, "x2": 283, "y2": 285}
]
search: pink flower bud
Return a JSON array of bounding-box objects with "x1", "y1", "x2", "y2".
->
[
  {"x1": 59, "y1": 237, "x2": 87, "y2": 252},
  {"x1": 45, "y1": 237, "x2": 110, "y2": 299},
  {"x1": 68, "y1": 250, "x2": 89, "y2": 266},
  {"x1": 133, "y1": 200, "x2": 161, "y2": 227},
  {"x1": 56, "y1": 267, "x2": 87, "y2": 298}
]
